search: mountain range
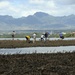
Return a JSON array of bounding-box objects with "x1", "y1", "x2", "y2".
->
[{"x1": 0, "y1": 12, "x2": 75, "y2": 30}]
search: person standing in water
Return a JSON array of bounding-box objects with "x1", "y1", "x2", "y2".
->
[
  {"x1": 59, "y1": 32, "x2": 64, "y2": 39},
  {"x1": 33, "y1": 33, "x2": 36, "y2": 43},
  {"x1": 41, "y1": 34, "x2": 44, "y2": 41},
  {"x1": 25, "y1": 36, "x2": 31, "y2": 43},
  {"x1": 12, "y1": 31, "x2": 15, "y2": 40},
  {"x1": 44, "y1": 32, "x2": 49, "y2": 41}
]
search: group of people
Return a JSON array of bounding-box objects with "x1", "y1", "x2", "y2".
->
[
  {"x1": 12, "y1": 31, "x2": 64, "y2": 42},
  {"x1": 25, "y1": 33, "x2": 36, "y2": 43},
  {"x1": 25, "y1": 32, "x2": 49, "y2": 43},
  {"x1": 40, "y1": 32, "x2": 49, "y2": 41}
]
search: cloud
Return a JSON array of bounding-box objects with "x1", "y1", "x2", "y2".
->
[
  {"x1": 0, "y1": 0, "x2": 13, "y2": 1},
  {"x1": 29, "y1": 0, "x2": 44, "y2": 4},
  {"x1": 29, "y1": 0, "x2": 75, "y2": 5},
  {"x1": 54, "y1": 0, "x2": 75, "y2": 5},
  {"x1": 0, "y1": 1, "x2": 9, "y2": 8},
  {"x1": 0, "y1": 0, "x2": 29, "y2": 17},
  {"x1": 0, "y1": 0, "x2": 75, "y2": 18}
]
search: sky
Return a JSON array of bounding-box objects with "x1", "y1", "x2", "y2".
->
[{"x1": 0, "y1": 0, "x2": 75, "y2": 18}]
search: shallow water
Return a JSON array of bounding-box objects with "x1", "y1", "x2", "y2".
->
[
  {"x1": 0, "y1": 38, "x2": 75, "y2": 55},
  {"x1": 0, "y1": 46, "x2": 75, "y2": 55},
  {"x1": 0, "y1": 37, "x2": 75, "y2": 40}
]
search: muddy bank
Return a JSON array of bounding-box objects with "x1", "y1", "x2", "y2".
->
[{"x1": 0, "y1": 40, "x2": 75, "y2": 48}]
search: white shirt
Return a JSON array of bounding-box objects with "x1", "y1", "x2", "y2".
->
[
  {"x1": 41, "y1": 35, "x2": 44, "y2": 38},
  {"x1": 33, "y1": 33, "x2": 36, "y2": 38}
]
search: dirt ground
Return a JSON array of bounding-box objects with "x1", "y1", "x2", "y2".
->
[
  {"x1": 0, "y1": 52, "x2": 75, "y2": 75},
  {"x1": 0, "y1": 40, "x2": 75, "y2": 48}
]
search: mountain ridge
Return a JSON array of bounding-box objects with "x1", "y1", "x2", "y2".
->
[{"x1": 0, "y1": 12, "x2": 75, "y2": 30}]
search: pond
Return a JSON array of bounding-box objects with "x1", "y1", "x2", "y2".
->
[{"x1": 0, "y1": 46, "x2": 75, "y2": 55}]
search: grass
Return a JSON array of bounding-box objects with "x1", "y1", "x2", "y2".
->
[
  {"x1": 0, "y1": 52, "x2": 75, "y2": 75},
  {"x1": 0, "y1": 40, "x2": 75, "y2": 48}
]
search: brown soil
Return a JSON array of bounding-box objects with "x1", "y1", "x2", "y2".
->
[
  {"x1": 0, "y1": 40, "x2": 75, "y2": 48},
  {"x1": 0, "y1": 52, "x2": 75, "y2": 75}
]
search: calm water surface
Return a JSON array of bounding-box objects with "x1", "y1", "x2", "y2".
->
[
  {"x1": 0, "y1": 46, "x2": 75, "y2": 55},
  {"x1": 0, "y1": 38, "x2": 75, "y2": 40}
]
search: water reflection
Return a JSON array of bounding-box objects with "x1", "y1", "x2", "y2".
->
[{"x1": 0, "y1": 46, "x2": 75, "y2": 55}]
